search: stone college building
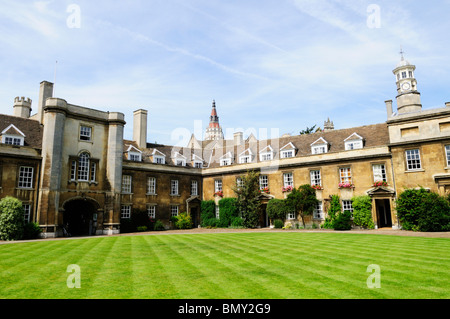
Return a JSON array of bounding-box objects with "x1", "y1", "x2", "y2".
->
[{"x1": 2, "y1": 56, "x2": 450, "y2": 238}]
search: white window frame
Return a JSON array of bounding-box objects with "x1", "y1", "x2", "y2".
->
[
  {"x1": 373, "y1": 164, "x2": 387, "y2": 182},
  {"x1": 405, "y1": 149, "x2": 422, "y2": 171},
  {"x1": 128, "y1": 152, "x2": 142, "y2": 162},
  {"x1": 90, "y1": 162, "x2": 97, "y2": 182},
  {"x1": 154, "y1": 156, "x2": 165, "y2": 164},
  {"x1": 18, "y1": 166, "x2": 34, "y2": 189},
  {"x1": 215, "y1": 205, "x2": 220, "y2": 219},
  {"x1": 220, "y1": 158, "x2": 232, "y2": 166},
  {"x1": 215, "y1": 179, "x2": 223, "y2": 193},
  {"x1": 310, "y1": 170, "x2": 322, "y2": 186},
  {"x1": 78, "y1": 152, "x2": 90, "y2": 182},
  {"x1": 239, "y1": 155, "x2": 251, "y2": 164},
  {"x1": 23, "y1": 204, "x2": 31, "y2": 223},
  {"x1": 345, "y1": 140, "x2": 363, "y2": 150},
  {"x1": 339, "y1": 167, "x2": 352, "y2": 184},
  {"x1": 3, "y1": 135, "x2": 23, "y2": 146},
  {"x1": 446, "y1": 145, "x2": 450, "y2": 167},
  {"x1": 342, "y1": 200, "x2": 354, "y2": 214},
  {"x1": 79, "y1": 125, "x2": 92, "y2": 141},
  {"x1": 260, "y1": 152, "x2": 273, "y2": 162},
  {"x1": 314, "y1": 202, "x2": 324, "y2": 219},
  {"x1": 171, "y1": 205, "x2": 179, "y2": 217},
  {"x1": 236, "y1": 177, "x2": 243, "y2": 189},
  {"x1": 122, "y1": 175, "x2": 132, "y2": 194},
  {"x1": 147, "y1": 205, "x2": 156, "y2": 219},
  {"x1": 283, "y1": 173, "x2": 294, "y2": 188},
  {"x1": 281, "y1": 150, "x2": 294, "y2": 159},
  {"x1": 170, "y1": 180, "x2": 179, "y2": 196},
  {"x1": 191, "y1": 180, "x2": 198, "y2": 196},
  {"x1": 312, "y1": 145, "x2": 327, "y2": 154},
  {"x1": 286, "y1": 211, "x2": 296, "y2": 220},
  {"x1": 147, "y1": 177, "x2": 157, "y2": 195},
  {"x1": 259, "y1": 175, "x2": 269, "y2": 190},
  {"x1": 194, "y1": 161, "x2": 203, "y2": 168},
  {"x1": 121, "y1": 205, "x2": 131, "y2": 219}
]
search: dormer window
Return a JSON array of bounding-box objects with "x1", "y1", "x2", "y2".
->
[
  {"x1": 280, "y1": 142, "x2": 297, "y2": 159},
  {"x1": 152, "y1": 149, "x2": 166, "y2": 164},
  {"x1": 344, "y1": 133, "x2": 364, "y2": 151},
  {"x1": 239, "y1": 149, "x2": 253, "y2": 164},
  {"x1": 311, "y1": 137, "x2": 329, "y2": 154},
  {"x1": 259, "y1": 146, "x2": 274, "y2": 162},
  {"x1": 192, "y1": 154, "x2": 204, "y2": 168},
  {"x1": 220, "y1": 152, "x2": 233, "y2": 166},
  {"x1": 126, "y1": 145, "x2": 142, "y2": 162},
  {"x1": 172, "y1": 152, "x2": 186, "y2": 167},
  {"x1": 1, "y1": 124, "x2": 25, "y2": 146}
]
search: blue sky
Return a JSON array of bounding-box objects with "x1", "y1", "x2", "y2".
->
[{"x1": 1, "y1": 0, "x2": 450, "y2": 145}]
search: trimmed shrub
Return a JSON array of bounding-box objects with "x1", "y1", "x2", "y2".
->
[
  {"x1": 23, "y1": 222, "x2": 42, "y2": 240},
  {"x1": 230, "y1": 217, "x2": 244, "y2": 228},
  {"x1": 218, "y1": 198, "x2": 239, "y2": 228},
  {"x1": 201, "y1": 200, "x2": 216, "y2": 227},
  {"x1": 396, "y1": 188, "x2": 429, "y2": 231},
  {"x1": 0, "y1": 196, "x2": 25, "y2": 241},
  {"x1": 352, "y1": 195, "x2": 375, "y2": 229},
  {"x1": 333, "y1": 211, "x2": 352, "y2": 230},
  {"x1": 174, "y1": 212, "x2": 193, "y2": 229},
  {"x1": 154, "y1": 220, "x2": 165, "y2": 231},
  {"x1": 137, "y1": 226, "x2": 148, "y2": 232},
  {"x1": 396, "y1": 188, "x2": 450, "y2": 232},
  {"x1": 273, "y1": 219, "x2": 284, "y2": 229}
]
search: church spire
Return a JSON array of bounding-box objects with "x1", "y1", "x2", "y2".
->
[{"x1": 205, "y1": 100, "x2": 224, "y2": 141}]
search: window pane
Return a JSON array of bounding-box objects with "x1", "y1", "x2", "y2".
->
[
  {"x1": 18, "y1": 167, "x2": 33, "y2": 188},
  {"x1": 122, "y1": 175, "x2": 132, "y2": 193},
  {"x1": 406, "y1": 149, "x2": 421, "y2": 170},
  {"x1": 147, "y1": 177, "x2": 156, "y2": 194},
  {"x1": 283, "y1": 173, "x2": 293, "y2": 187},
  {"x1": 147, "y1": 205, "x2": 156, "y2": 219},
  {"x1": 215, "y1": 180, "x2": 222, "y2": 192},
  {"x1": 80, "y1": 126, "x2": 92, "y2": 141},
  {"x1": 259, "y1": 175, "x2": 268, "y2": 189},
  {"x1": 78, "y1": 152, "x2": 90, "y2": 181},
  {"x1": 121, "y1": 205, "x2": 131, "y2": 219},
  {"x1": 310, "y1": 170, "x2": 321, "y2": 186},
  {"x1": 171, "y1": 180, "x2": 179, "y2": 195},
  {"x1": 373, "y1": 164, "x2": 387, "y2": 182}
]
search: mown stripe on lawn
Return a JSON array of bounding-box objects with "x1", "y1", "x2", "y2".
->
[
  {"x1": 182, "y1": 234, "x2": 335, "y2": 299},
  {"x1": 167, "y1": 234, "x2": 284, "y2": 299},
  {"x1": 203, "y1": 233, "x2": 384, "y2": 299},
  {"x1": 227, "y1": 232, "x2": 450, "y2": 298},
  {"x1": 0, "y1": 238, "x2": 102, "y2": 298}
]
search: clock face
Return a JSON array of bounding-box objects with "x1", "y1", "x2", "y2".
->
[{"x1": 402, "y1": 82, "x2": 411, "y2": 91}]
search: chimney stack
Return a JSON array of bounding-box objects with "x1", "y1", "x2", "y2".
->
[
  {"x1": 445, "y1": 102, "x2": 450, "y2": 108},
  {"x1": 385, "y1": 100, "x2": 394, "y2": 118},
  {"x1": 38, "y1": 81, "x2": 54, "y2": 124},
  {"x1": 234, "y1": 132, "x2": 243, "y2": 146},
  {"x1": 13, "y1": 97, "x2": 32, "y2": 118},
  {"x1": 133, "y1": 109, "x2": 148, "y2": 149}
]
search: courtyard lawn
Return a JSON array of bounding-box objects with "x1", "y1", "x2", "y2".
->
[{"x1": 0, "y1": 232, "x2": 449, "y2": 299}]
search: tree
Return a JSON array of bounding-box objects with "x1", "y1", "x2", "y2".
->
[
  {"x1": 0, "y1": 196, "x2": 25, "y2": 241},
  {"x1": 285, "y1": 184, "x2": 318, "y2": 228},
  {"x1": 233, "y1": 170, "x2": 261, "y2": 229},
  {"x1": 267, "y1": 199, "x2": 290, "y2": 222},
  {"x1": 352, "y1": 195, "x2": 375, "y2": 229},
  {"x1": 300, "y1": 125, "x2": 318, "y2": 135}
]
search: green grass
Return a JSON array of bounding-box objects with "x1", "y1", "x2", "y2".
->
[{"x1": 0, "y1": 232, "x2": 449, "y2": 299}]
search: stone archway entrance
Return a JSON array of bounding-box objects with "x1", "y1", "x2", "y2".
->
[{"x1": 63, "y1": 197, "x2": 99, "y2": 236}]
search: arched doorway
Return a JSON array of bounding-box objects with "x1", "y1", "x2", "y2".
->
[{"x1": 63, "y1": 197, "x2": 99, "y2": 236}]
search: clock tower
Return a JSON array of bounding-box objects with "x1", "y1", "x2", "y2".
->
[{"x1": 392, "y1": 49, "x2": 422, "y2": 114}]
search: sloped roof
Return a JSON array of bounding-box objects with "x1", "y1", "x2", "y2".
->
[{"x1": 0, "y1": 114, "x2": 43, "y2": 149}]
